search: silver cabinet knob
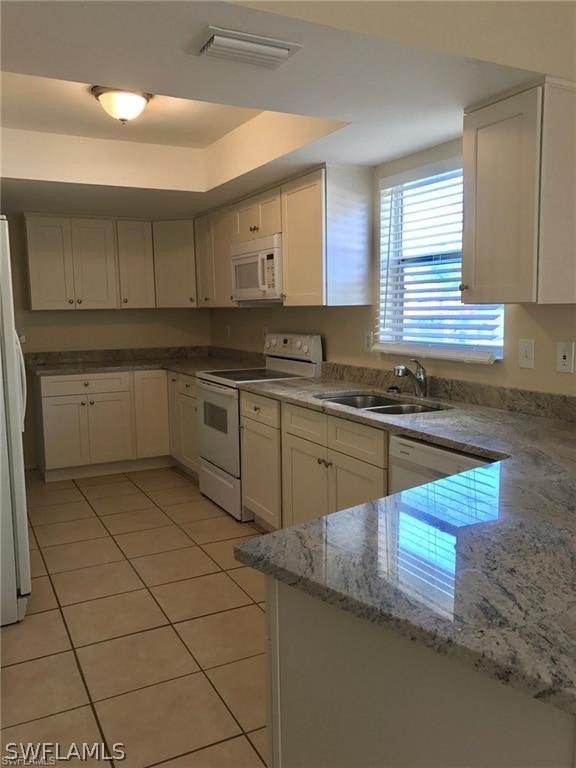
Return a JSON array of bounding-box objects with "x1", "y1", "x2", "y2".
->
[
  {"x1": 122, "y1": 298, "x2": 128, "y2": 304},
  {"x1": 189, "y1": 297, "x2": 195, "y2": 303},
  {"x1": 89, "y1": 400, "x2": 95, "y2": 405},
  {"x1": 185, "y1": 383, "x2": 191, "y2": 388},
  {"x1": 81, "y1": 401, "x2": 86, "y2": 406},
  {"x1": 253, "y1": 406, "x2": 260, "y2": 413},
  {"x1": 84, "y1": 381, "x2": 89, "y2": 387},
  {"x1": 68, "y1": 299, "x2": 74, "y2": 304},
  {"x1": 76, "y1": 298, "x2": 82, "y2": 304},
  {"x1": 459, "y1": 283, "x2": 469, "y2": 291},
  {"x1": 317, "y1": 457, "x2": 323, "y2": 465},
  {"x1": 204, "y1": 297, "x2": 210, "y2": 302}
]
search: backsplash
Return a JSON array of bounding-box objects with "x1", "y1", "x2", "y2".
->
[
  {"x1": 322, "y1": 362, "x2": 576, "y2": 422},
  {"x1": 24, "y1": 346, "x2": 265, "y2": 369}
]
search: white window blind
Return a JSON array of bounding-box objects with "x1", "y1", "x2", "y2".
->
[{"x1": 376, "y1": 166, "x2": 504, "y2": 363}]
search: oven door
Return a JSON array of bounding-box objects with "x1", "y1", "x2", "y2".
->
[{"x1": 196, "y1": 380, "x2": 240, "y2": 477}]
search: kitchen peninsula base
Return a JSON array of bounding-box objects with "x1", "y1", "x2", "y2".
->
[{"x1": 267, "y1": 580, "x2": 575, "y2": 768}]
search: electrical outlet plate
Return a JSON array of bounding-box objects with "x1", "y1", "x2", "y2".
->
[
  {"x1": 556, "y1": 341, "x2": 575, "y2": 373},
  {"x1": 518, "y1": 338, "x2": 534, "y2": 369}
]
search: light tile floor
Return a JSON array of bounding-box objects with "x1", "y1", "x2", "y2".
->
[{"x1": 1, "y1": 468, "x2": 268, "y2": 768}]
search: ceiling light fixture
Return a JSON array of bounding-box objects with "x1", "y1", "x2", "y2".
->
[
  {"x1": 90, "y1": 86, "x2": 152, "y2": 124},
  {"x1": 199, "y1": 26, "x2": 301, "y2": 69}
]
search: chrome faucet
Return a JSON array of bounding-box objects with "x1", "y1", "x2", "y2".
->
[{"x1": 393, "y1": 358, "x2": 428, "y2": 398}]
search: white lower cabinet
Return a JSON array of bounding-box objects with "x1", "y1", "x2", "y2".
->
[
  {"x1": 241, "y1": 416, "x2": 281, "y2": 529},
  {"x1": 134, "y1": 370, "x2": 169, "y2": 458},
  {"x1": 282, "y1": 405, "x2": 388, "y2": 526},
  {"x1": 282, "y1": 433, "x2": 329, "y2": 526},
  {"x1": 41, "y1": 390, "x2": 132, "y2": 470},
  {"x1": 327, "y1": 449, "x2": 386, "y2": 514},
  {"x1": 177, "y1": 392, "x2": 199, "y2": 475},
  {"x1": 42, "y1": 396, "x2": 91, "y2": 470},
  {"x1": 167, "y1": 373, "x2": 181, "y2": 460},
  {"x1": 87, "y1": 392, "x2": 134, "y2": 464}
]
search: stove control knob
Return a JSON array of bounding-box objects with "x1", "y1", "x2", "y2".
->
[
  {"x1": 296, "y1": 340, "x2": 302, "y2": 350},
  {"x1": 303, "y1": 344, "x2": 310, "y2": 354},
  {"x1": 265, "y1": 340, "x2": 271, "y2": 349},
  {"x1": 271, "y1": 338, "x2": 277, "y2": 347}
]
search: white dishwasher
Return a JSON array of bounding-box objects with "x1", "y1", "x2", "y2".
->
[{"x1": 389, "y1": 436, "x2": 489, "y2": 493}]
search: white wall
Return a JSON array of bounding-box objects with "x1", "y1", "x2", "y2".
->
[{"x1": 243, "y1": 1, "x2": 576, "y2": 80}]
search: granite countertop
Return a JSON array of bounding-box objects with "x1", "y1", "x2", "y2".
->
[
  {"x1": 235, "y1": 377, "x2": 576, "y2": 715},
  {"x1": 27, "y1": 357, "x2": 257, "y2": 377}
]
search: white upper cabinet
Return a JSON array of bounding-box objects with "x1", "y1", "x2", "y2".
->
[
  {"x1": 117, "y1": 220, "x2": 156, "y2": 309},
  {"x1": 538, "y1": 82, "x2": 576, "y2": 304},
  {"x1": 232, "y1": 188, "x2": 281, "y2": 242},
  {"x1": 25, "y1": 216, "x2": 76, "y2": 310},
  {"x1": 209, "y1": 208, "x2": 236, "y2": 307},
  {"x1": 281, "y1": 167, "x2": 373, "y2": 306},
  {"x1": 194, "y1": 214, "x2": 216, "y2": 307},
  {"x1": 153, "y1": 220, "x2": 197, "y2": 308},
  {"x1": 26, "y1": 215, "x2": 119, "y2": 310},
  {"x1": 70, "y1": 219, "x2": 119, "y2": 309},
  {"x1": 463, "y1": 81, "x2": 576, "y2": 304}
]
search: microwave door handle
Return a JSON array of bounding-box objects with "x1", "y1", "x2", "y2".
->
[{"x1": 258, "y1": 253, "x2": 267, "y2": 292}]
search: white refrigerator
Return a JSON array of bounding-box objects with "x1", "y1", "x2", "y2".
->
[{"x1": 1, "y1": 215, "x2": 30, "y2": 625}]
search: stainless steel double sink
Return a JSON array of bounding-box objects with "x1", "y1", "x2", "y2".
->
[{"x1": 314, "y1": 392, "x2": 447, "y2": 415}]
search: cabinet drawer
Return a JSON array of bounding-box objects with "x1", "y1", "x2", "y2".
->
[
  {"x1": 282, "y1": 403, "x2": 327, "y2": 446},
  {"x1": 178, "y1": 374, "x2": 197, "y2": 397},
  {"x1": 328, "y1": 416, "x2": 387, "y2": 468},
  {"x1": 40, "y1": 372, "x2": 131, "y2": 397},
  {"x1": 241, "y1": 393, "x2": 280, "y2": 428}
]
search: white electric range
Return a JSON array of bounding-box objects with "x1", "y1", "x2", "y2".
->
[{"x1": 196, "y1": 333, "x2": 323, "y2": 520}]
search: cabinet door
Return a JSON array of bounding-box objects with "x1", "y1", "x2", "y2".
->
[
  {"x1": 70, "y1": 219, "x2": 119, "y2": 309},
  {"x1": 210, "y1": 208, "x2": 236, "y2": 307},
  {"x1": 153, "y1": 220, "x2": 197, "y2": 308},
  {"x1": 42, "y1": 396, "x2": 90, "y2": 469},
  {"x1": 233, "y1": 200, "x2": 258, "y2": 242},
  {"x1": 25, "y1": 216, "x2": 76, "y2": 310},
  {"x1": 328, "y1": 450, "x2": 386, "y2": 514},
  {"x1": 167, "y1": 374, "x2": 182, "y2": 461},
  {"x1": 538, "y1": 83, "x2": 576, "y2": 304},
  {"x1": 177, "y1": 393, "x2": 199, "y2": 474},
  {"x1": 117, "y1": 220, "x2": 156, "y2": 308},
  {"x1": 281, "y1": 170, "x2": 326, "y2": 306},
  {"x1": 282, "y1": 432, "x2": 328, "y2": 527},
  {"x1": 257, "y1": 188, "x2": 282, "y2": 237},
  {"x1": 87, "y1": 392, "x2": 134, "y2": 464},
  {"x1": 134, "y1": 371, "x2": 169, "y2": 458},
  {"x1": 241, "y1": 417, "x2": 281, "y2": 528},
  {"x1": 462, "y1": 88, "x2": 541, "y2": 303},
  {"x1": 194, "y1": 215, "x2": 215, "y2": 307}
]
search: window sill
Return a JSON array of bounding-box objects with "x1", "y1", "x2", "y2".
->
[{"x1": 372, "y1": 343, "x2": 502, "y2": 365}]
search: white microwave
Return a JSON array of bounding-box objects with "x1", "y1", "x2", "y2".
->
[{"x1": 231, "y1": 234, "x2": 283, "y2": 302}]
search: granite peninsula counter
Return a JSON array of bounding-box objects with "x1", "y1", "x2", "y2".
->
[{"x1": 234, "y1": 377, "x2": 576, "y2": 768}]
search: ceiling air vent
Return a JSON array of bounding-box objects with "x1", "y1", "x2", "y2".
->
[{"x1": 199, "y1": 26, "x2": 301, "y2": 69}]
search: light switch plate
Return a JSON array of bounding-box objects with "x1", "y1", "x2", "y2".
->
[
  {"x1": 518, "y1": 338, "x2": 534, "y2": 369},
  {"x1": 556, "y1": 341, "x2": 575, "y2": 373}
]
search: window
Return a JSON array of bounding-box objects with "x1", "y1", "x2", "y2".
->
[{"x1": 376, "y1": 161, "x2": 504, "y2": 363}]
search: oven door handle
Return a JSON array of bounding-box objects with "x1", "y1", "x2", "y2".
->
[{"x1": 196, "y1": 380, "x2": 238, "y2": 398}]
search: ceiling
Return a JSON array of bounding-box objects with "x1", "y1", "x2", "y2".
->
[
  {"x1": 1, "y1": 72, "x2": 261, "y2": 148},
  {"x1": 0, "y1": 1, "x2": 541, "y2": 215}
]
